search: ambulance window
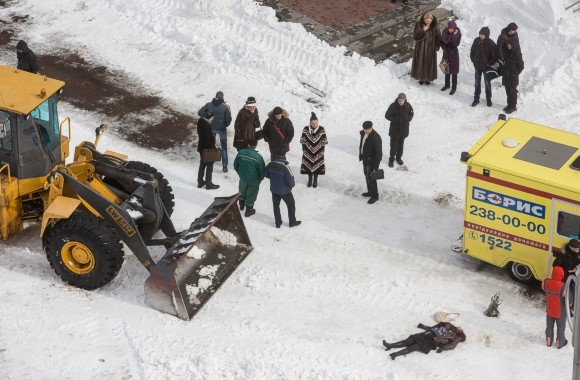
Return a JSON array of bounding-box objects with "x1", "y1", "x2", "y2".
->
[
  {"x1": 557, "y1": 211, "x2": 580, "y2": 239},
  {"x1": 572, "y1": 155, "x2": 580, "y2": 171}
]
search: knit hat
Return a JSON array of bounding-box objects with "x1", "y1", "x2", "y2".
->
[
  {"x1": 245, "y1": 96, "x2": 257, "y2": 106},
  {"x1": 246, "y1": 138, "x2": 258, "y2": 148},
  {"x1": 447, "y1": 20, "x2": 457, "y2": 29},
  {"x1": 310, "y1": 112, "x2": 318, "y2": 121},
  {"x1": 570, "y1": 238, "x2": 580, "y2": 249},
  {"x1": 273, "y1": 106, "x2": 283, "y2": 115},
  {"x1": 216, "y1": 91, "x2": 224, "y2": 99},
  {"x1": 479, "y1": 27, "x2": 490, "y2": 38},
  {"x1": 397, "y1": 92, "x2": 407, "y2": 100},
  {"x1": 362, "y1": 121, "x2": 373, "y2": 129},
  {"x1": 203, "y1": 109, "x2": 214, "y2": 119},
  {"x1": 507, "y1": 22, "x2": 518, "y2": 32}
]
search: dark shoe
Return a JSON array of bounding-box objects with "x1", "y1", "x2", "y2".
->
[
  {"x1": 487, "y1": 99, "x2": 492, "y2": 107},
  {"x1": 197, "y1": 181, "x2": 205, "y2": 188},
  {"x1": 546, "y1": 337, "x2": 552, "y2": 347},
  {"x1": 307, "y1": 174, "x2": 313, "y2": 188},
  {"x1": 557, "y1": 339, "x2": 568, "y2": 349},
  {"x1": 503, "y1": 105, "x2": 509, "y2": 112},
  {"x1": 388, "y1": 158, "x2": 394, "y2": 168},
  {"x1": 362, "y1": 192, "x2": 372, "y2": 197},
  {"x1": 275, "y1": 222, "x2": 281, "y2": 228},
  {"x1": 425, "y1": 81, "x2": 430, "y2": 85},
  {"x1": 245, "y1": 207, "x2": 256, "y2": 217},
  {"x1": 289, "y1": 221, "x2": 302, "y2": 227},
  {"x1": 419, "y1": 81, "x2": 424, "y2": 85},
  {"x1": 390, "y1": 353, "x2": 396, "y2": 361},
  {"x1": 312, "y1": 175, "x2": 318, "y2": 188},
  {"x1": 505, "y1": 106, "x2": 517, "y2": 114},
  {"x1": 367, "y1": 197, "x2": 378, "y2": 204},
  {"x1": 471, "y1": 100, "x2": 479, "y2": 107},
  {"x1": 206, "y1": 183, "x2": 220, "y2": 190},
  {"x1": 396, "y1": 158, "x2": 404, "y2": 165},
  {"x1": 223, "y1": 166, "x2": 228, "y2": 173},
  {"x1": 441, "y1": 85, "x2": 449, "y2": 91},
  {"x1": 239, "y1": 199, "x2": 245, "y2": 211},
  {"x1": 449, "y1": 88, "x2": 456, "y2": 95},
  {"x1": 383, "y1": 340, "x2": 392, "y2": 351}
]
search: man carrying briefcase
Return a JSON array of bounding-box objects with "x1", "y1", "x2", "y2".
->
[
  {"x1": 197, "y1": 109, "x2": 220, "y2": 190},
  {"x1": 359, "y1": 121, "x2": 383, "y2": 204}
]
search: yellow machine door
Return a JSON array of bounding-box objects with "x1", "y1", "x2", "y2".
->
[{"x1": 551, "y1": 199, "x2": 580, "y2": 259}]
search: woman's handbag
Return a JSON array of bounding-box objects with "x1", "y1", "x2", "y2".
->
[
  {"x1": 202, "y1": 148, "x2": 222, "y2": 163},
  {"x1": 439, "y1": 58, "x2": 450, "y2": 75},
  {"x1": 370, "y1": 169, "x2": 384, "y2": 181}
]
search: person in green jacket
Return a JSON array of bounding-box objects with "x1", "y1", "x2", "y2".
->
[{"x1": 233, "y1": 138, "x2": 266, "y2": 217}]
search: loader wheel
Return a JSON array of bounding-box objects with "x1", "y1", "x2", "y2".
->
[
  {"x1": 42, "y1": 211, "x2": 124, "y2": 290},
  {"x1": 508, "y1": 262, "x2": 535, "y2": 284},
  {"x1": 125, "y1": 161, "x2": 175, "y2": 216}
]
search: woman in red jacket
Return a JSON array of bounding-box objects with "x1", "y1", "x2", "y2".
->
[{"x1": 542, "y1": 266, "x2": 567, "y2": 348}]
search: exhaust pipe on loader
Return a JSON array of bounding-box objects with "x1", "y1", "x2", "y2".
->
[{"x1": 145, "y1": 196, "x2": 253, "y2": 320}]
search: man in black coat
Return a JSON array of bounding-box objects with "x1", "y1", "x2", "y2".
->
[
  {"x1": 359, "y1": 121, "x2": 382, "y2": 205},
  {"x1": 197, "y1": 110, "x2": 220, "y2": 190},
  {"x1": 469, "y1": 27, "x2": 496, "y2": 107},
  {"x1": 263, "y1": 106, "x2": 294, "y2": 161},
  {"x1": 384, "y1": 93, "x2": 414, "y2": 168},
  {"x1": 16, "y1": 40, "x2": 39, "y2": 74},
  {"x1": 501, "y1": 37, "x2": 524, "y2": 114}
]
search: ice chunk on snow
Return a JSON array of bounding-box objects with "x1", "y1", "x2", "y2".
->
[
  {"x1": 199, "y1": 265, "x2": 218, "y2": 277},
  {"x1": 186, "y1": 246, "x2": 206, "y2": 260},
  {"x1": 186, "y1": 277, "x2": 213, "y2": 303},
  {"x1": 210, "y1": 227, "x2": 238, "y2": 246}
]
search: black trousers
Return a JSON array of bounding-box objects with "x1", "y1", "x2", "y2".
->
[
  {"x1": 272, "y1": 192, "x2": 296, "y2": 225},
  {"x1": 389, "y1": 136, "x2": 405, "y2": 160},
  {"x1": 505, "y1": 84, "x2": 518, "y2": 108},
  {"x1": 445, "y1": 74, "x2": 458, "y2": 89},
  {"x1": 197, "y1": 154, "x2": 214, "y2": 184}
]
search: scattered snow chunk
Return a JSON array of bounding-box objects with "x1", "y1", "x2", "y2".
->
[
  {"x1": 210, "y1": 227, "x2": 238, "y2": 246},
  {"x1": 186, "y1": 246, "x2": 206, "y2": 260}
]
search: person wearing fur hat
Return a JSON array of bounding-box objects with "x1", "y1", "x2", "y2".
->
[
  {"x1": 299, "y1": 112, "x2": 328, "y2": 188},
  {"x1": 233, "y1": 138, "x2": 266, "y2": 217},
  {"x1": 263, "y1": 106, "x2": 294, "y2": 161},
  {"x1": 359, "y1": 121, "x2": 382, "y2": 205},
  {"x1": 440, "y1": 20, "x2": 462, "y2": 95},
  {"x1": 384, "y1": 93, "x2": 414, "y2": 168},
  {"x1": 542, "y1": 266, "x2": 567, "y2": 348},
  {"x1": 469, "y1": 27, "x2": 497, "y2": 107},
  {"x1": 196, "y1": 109, "x2": 220, "y2": 190},
  {"x1": 411, "y1": 12, "x2": 441, "y2": 85},
  {"x1": 233, "y1": 97, "x2": 261, "y2": 151},
  {"x1": 383, "y1": 322, "x2": 466, "y2": 360}
]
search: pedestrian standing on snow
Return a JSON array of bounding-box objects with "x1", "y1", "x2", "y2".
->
[
  {"x1": 197, "y1": 91, "x2": 232, "y2": 173},
  {"x1": 470, "y1": 27, "x2": 497, "y2": 107},
  {"x1": 542, "y1": 266, "x2": 567, "y2": 349},
  {"x1": 359, "y1": 121, "x2": 382, "y2": 205},
  {"x1": 196, "y1": 109, "x2": 220, "y2": 190},
  {"x1": 265, "y1": 150, "x2": 301, "y2": 228},
  {"x1": 263, "y1": 106, "x2": 294, "y2": 161},
  {"x1": 385, "y1": 93, "x2": 414, "y2": 168},
  {"x1": 411, "y1": 12, "x2": 441, "y2": 85},
  {"x1": 300, "y1": 112, "x2": 328, "y2": 188},
  {"x1": 383, "y1": 322, "x2": 466, "y2": 360},
  {"x1": 16, "y1": 40, "x2": 39, "y2": 74},
  {"x1": 440, "y1": 20, "x2": 462, "y2": 95},
  {"x1": 500, "y1": 36, "x2": 524, "y2": 114},
  {"x1": 497, "y1": 22, "x2": 520, "y2": 63},
  {"x1": 553, "y1": 238, "x2": 580, "y2": 306},
  {"x1": 233, "y1": 138, "x2": 265, "y2": 217},
  {"x1": 233, "y1": 97, "x2": 261, "y2": 152}
]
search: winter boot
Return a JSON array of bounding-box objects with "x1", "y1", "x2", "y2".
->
[
  {"x1": 382, "y1": 340, "x2": 392, "y2": 351},
  {"x1": 471, "y1": 99, "x2": 479, "y2": 107},
  {"x1": 245, "y1": 207, "x2": 256, "y2": 217},
  {"x1": 449, "y1": 87, "x2": 456, "y2": 95},
  {"x1": 206, "y1": 183, "x2": 220, "y2": 190},
  {"x1": 487, "y1": 99, "x2": 492, "y2": 107},
  {"x1": 197, "y1": 181, "x2": 205, "y2": 189},
  {"x1": 223, "y1": 166, "x2": 228, "y2": 173},
  {"x1": 441, "y1": 85, "x2": 450, "y2": 91},
  {"x1": 289, "y1": 220, "x2": 302, "y2": 227},
  {"x1": 312, "y1": 175, "x2": 318, "y2": 188},
  {"x1": 388, "y1": 158, "x2": 394, "y2": 168},
  {"x1": 557, "y1": 339, "x2": 568, "y2": 349},
  {"x1": 307, "y1": 174, "x2": 313, "y2": 188},
  {"x1": 546, "y1": 337, "x2": 552, "y2": 347},
  {"x1": 396, "y1": 158, "x2": 404, "y2": 165},
  {"x1": 505, "y1": 106, "x2": 517, "y2": 114},
  {"x1": 239, "y1": 199, "x2": 245, "y2": 211}
]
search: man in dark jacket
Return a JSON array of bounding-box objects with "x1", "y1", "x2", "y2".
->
[
  {"x1": 196, "y1": 110, "x2": 220, "y2": 190},
  {"x1": 359, "y1": 121, "x2": 382, "y2": 205},
  {"x1": 233, "y1": 138, "x2": 265, "y2": 217},
  {"x1": 265, "y1": 151, "x2": 301, "y2": 228},
  {"x1": 554, "y1": 238, "x2": 580, "y2": 305},
  {"x1": 383, "y1": 322, "x2": 466, "y2": 360},
  {"x1": 497, "y1": 22, "x2": 519, "y2": 63},
  {"x1": 501, "y1": 37, "x2": 524, "y2": 114},
  {"x1": 384, "y1": 93, "x2": 414, "y2": 168},
  {"x1": 263, "y1": 107, "x2": 294, "y2": 161},
  {"x1": 16, "y1": 40, "x2": 39, "y2": 74},
  {"x1": 198, "y1": 91, "x2": 232, "y2": 172},
  {"x1": 469, "y1": 27, "x2": 496, "y2": 107}
]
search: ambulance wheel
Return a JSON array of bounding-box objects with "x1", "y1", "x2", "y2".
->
[{"x1": 508, "y1": 262, "x2": 535, "y2": 284}]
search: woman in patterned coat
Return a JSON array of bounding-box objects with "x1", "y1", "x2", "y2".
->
[{"x1": 299, "y1": 112, "x2": 328, "y2": 188}]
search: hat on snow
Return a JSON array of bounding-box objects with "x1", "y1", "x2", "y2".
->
[
  {"x1": 245, "y1": 96, "x2": 257, "y2": 106},
  {"x1": 570, "y1": 238, "x2": 580, "y2": 249},
  {"x1": 362, "y1": 121, "x2": 373, "y2": 129},
  {"x1": 397, "y1": 92, "x2": 407, "y2": 100}
]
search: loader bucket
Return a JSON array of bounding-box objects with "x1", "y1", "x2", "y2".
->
[{"x1": 144, "y1": 194, "x2": 253, "y2": 320}]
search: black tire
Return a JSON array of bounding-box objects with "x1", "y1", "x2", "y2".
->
[
  {"x1": 125, "y1": 161, "x2": 175, "y2": 216},
  {"x1": 42, "y1": 211, "x2": 124, "y2": 290},
  {"x1": 508, "y1": 262, "x2": 536, "y2": 284}
]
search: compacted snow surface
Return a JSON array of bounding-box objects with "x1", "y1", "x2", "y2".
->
[{"x1": 1, "y1": 0, "x2": 580, "y2": 379}]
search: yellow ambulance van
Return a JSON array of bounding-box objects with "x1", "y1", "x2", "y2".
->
[{"x1": 457, "y1": 117, "x2": 580, "y2": 283}]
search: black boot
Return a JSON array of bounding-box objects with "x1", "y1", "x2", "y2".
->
[
  {"x1": 449, "y1": 87, "x2": 456, "y2": 95},
  {"x1": 312, "y1": 175, "x2": 318, "y2": 188},
  {"x1": 239, "y1": 199, "x2": 245, "y2": 211},
  {"x1": 390, "y1": 347, "x2": 414, "y2": 360},
  {"x1": 307, "y1": 174, "x2": 313, "y2": 188},
  {"x1": 245, "y1": 207, "x2": 256, "y2": 217},
  {"x1": 441, "y1": 85, "x2": 449, "y2": 91},
  {"x1": 383, "y1": 340, "x2": 392, "y2": 351},
  {"x1": 388, "y1": 158, "x2": 394, "y2": 168}
]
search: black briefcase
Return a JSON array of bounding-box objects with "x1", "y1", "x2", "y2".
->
[{"x1": 370, "y1": 169, "x2": 384, "y2": 181}]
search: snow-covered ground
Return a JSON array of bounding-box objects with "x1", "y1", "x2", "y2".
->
[{"x1": 1, "y1": 0, "x2": 580, "y2": 378}]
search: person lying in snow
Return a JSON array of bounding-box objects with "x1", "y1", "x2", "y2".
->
[{"x1": 382, "y1": 322, "x2": 466, "y2": 360}]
